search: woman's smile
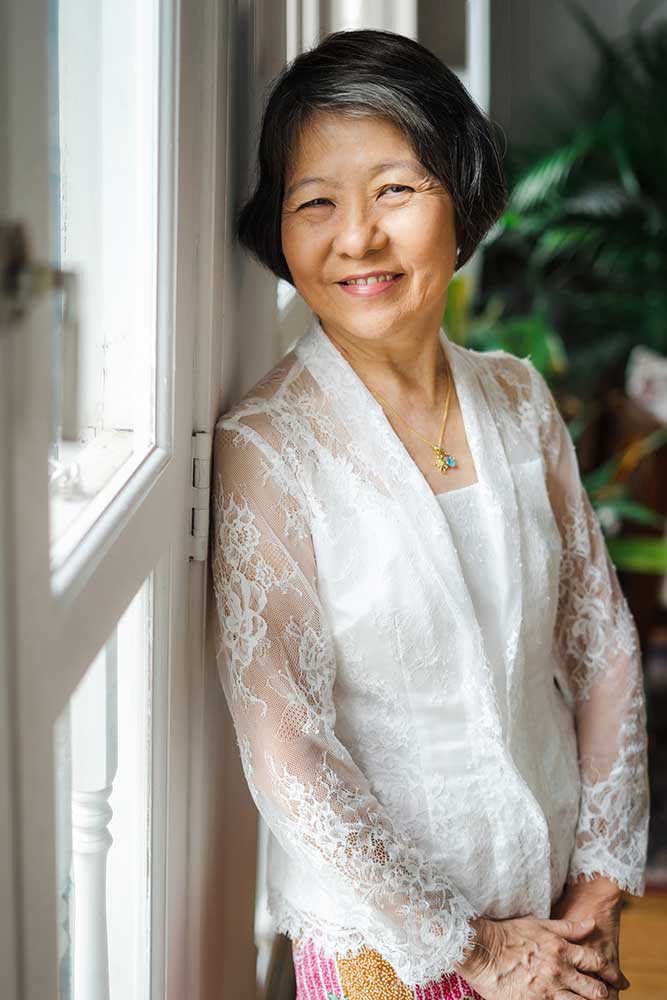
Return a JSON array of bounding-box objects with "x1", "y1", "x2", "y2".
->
[{"x1": 336, "y1": 272, "x2": 405, "y2": 298}]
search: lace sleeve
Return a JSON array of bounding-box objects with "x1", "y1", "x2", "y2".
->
[
  {"x1": 525, "y1": 360, "x2": 650, "y2": 896},
  {"x1": 210, "y1": 418, "x2": 479, "y2": 986}
]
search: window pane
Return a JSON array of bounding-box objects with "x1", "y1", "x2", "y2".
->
[
  {"x1": 53, "y1": 575, "x2": 153, "y2": 999},
  {"x1": 48, "y1": 0, "x2": 160, "y2": 558}
]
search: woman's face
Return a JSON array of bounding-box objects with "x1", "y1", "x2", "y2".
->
[{"x1": 281, "y1": 112, "x2": 458, "y2": 344}]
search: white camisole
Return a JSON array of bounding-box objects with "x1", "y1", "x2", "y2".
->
[{"x1": 435, "y1": 482, "x2": 508, "y2": 734}]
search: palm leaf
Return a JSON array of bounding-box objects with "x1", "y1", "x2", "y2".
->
[
  {"x1": 507, "y1": 139, "x2": 593, "y2": 212},
  {"x1": 606, "y1": 536, "x2": 667, "y2": 574}
]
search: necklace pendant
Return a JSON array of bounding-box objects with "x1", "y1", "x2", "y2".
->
[{"x1": 433, "y1": 445, "x2": 457, "y2": 474}]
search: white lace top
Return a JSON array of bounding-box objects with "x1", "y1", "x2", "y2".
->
[{"x1": 211, "y1": 312, "x2": 649, "y2": 989}]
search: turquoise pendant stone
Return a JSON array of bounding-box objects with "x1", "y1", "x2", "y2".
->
[{"x1": 433, "y1": 446, "x2": 457, "y2": 474}]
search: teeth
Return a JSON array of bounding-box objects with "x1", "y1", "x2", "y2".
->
[{"x1": 343, "y1": 273, "x2": 397, "y2": 285}]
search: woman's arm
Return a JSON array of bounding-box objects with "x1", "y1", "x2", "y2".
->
[
  {"x1": 523, "y1": 359, "x2": 650, "y2": 898},
  {"x1": 210, "y1": 418, "x2": 479, "y2": 988}
]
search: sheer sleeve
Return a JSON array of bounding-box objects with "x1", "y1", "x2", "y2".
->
[
  {"x1": 525, "y1": 361, "x2": 650, "y2": 896},
  {"x1": 210, "y1": 417, "x2": 480, "y2": 986}
]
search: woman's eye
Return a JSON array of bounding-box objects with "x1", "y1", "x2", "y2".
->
[
  {"x1": 299, "y1": 197, "x2": 332, "y2": 209},
  {"x1": 298, "y1": 186, "x2": 412, "y2": 209}
]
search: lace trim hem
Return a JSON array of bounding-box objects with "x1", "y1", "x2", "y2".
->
[
  {"x1": 267, "y1": 888, "x2": 479, "y2": 988},
  {"x1": 567, "y1": 857, "x2": 646, "y2": 896}
]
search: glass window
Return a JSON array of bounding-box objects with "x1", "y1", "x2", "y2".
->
[{"x1": 48, "y1": 0, "x2": 160, "y2": 560}]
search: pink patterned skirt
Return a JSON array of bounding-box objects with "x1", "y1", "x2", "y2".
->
[{"x1": 291, "y1": 935, "x2": 483, "y2": 1000}]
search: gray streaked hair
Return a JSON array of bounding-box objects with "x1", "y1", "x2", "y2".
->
[{"x1": 236, "y1": 28, "x2": 508, "y2": 284}]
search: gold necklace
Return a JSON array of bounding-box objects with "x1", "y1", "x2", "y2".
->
[{"x1": 370, "y1": 349, "x2": 458, "y2": 475}]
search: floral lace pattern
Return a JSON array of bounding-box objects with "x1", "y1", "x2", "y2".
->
[
  {"x1": 212, "y1": 428, "x2": 479, "y2": 986},
  {"x1": 521, "y1": 359, "x2": 649, "y2": 892},
  {"x1": 210, "y1": 315, "x2": 649, "y2": 987}
]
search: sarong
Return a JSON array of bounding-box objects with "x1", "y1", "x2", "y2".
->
[{"x1": 291, "y1": 935, "x2": 484, "y2": 1000}]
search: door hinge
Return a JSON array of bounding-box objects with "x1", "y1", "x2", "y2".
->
[{"x1": 190, "y1": 430, "x2": 212, "y2": 561}]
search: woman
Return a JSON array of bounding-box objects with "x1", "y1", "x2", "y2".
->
[{"x1": 211, "y1": 28, "x2": 649, "y2": 1000}]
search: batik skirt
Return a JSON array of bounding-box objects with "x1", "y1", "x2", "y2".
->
[{"x1": 291, "y1": 935, "x2": 483, "y2": 1000}]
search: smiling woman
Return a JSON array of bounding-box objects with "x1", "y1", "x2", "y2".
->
[{"x1": 213, "y1": 27, "x2": 649, "y2": 1000}]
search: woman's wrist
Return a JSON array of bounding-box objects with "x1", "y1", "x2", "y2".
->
[
  {"x1": 454, "y1": 916, "x2": 493, "y2": 978},
  {"x1": 564, "y1": 873, "x2": 623, "y2": 910}
]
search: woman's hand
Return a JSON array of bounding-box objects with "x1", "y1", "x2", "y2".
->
[
  {"x1": 550, "y1": 876, "x2": 630, "y2": 1000},
  {"x1": 454, "y1": 914, "x2": 611, "y2": 999}
]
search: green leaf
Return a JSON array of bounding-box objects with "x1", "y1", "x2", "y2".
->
[
  {"x1": 606, "y1": 536, "x2": 667, "y2": 574},
  {"x1": 507, "y1": 140, "x2": 593, "y2": 212},
  {"x1": 581, "y1": 455, "x2": 621, "y2": 494}
]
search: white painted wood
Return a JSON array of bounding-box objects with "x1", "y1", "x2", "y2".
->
[
  {"x1": 302, "y1": 0, "x2": 322, "y2": 51},
  {"x1": 327, "y1": 0, "x2": 417, "y2": 36},
  {"x1": 0, "y1": 179, "x2": 20, "y2": 1000},
  {"x1": 53, "y1": 703, "x2": 74, "y2": 997},
  {"x1": 0, "y1": 19, "x2": 20, "y2": 1000},
  {"x1": 4, "y1": 7, "x2": 60, "y2": 998},
  {"x1": 70, "y1": 636, "x2": 117, "y2": 1000},
  {"x1": 457, "y1": 0, "x2": 490, "y2": 303},
  {"x1": 467, "y1": 0, "x2": 490, "y2": 113},
  {"x1": 186, "y1": 1, "x2": 294, "y2": 997},
  {"x1": 286, "y1": 0, "x2": 304, "y2": 59},
  {"x1": 1, "y1": 2, "x2": 207, "y2": 999}
]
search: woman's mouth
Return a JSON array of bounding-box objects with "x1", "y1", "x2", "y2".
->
[{"x1": 337, "y1": 273, "x2": 405, "y2": 297}]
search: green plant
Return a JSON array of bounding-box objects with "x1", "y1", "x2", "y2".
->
[
  {"x1": 443, "y1": 280, "x2": 667, "y2": 575},
  {"x1": 582, "y1": 424, "x2": 667, "y2": 573},
  {"x1": 481, "y1": 1, "x2": 667, "y2": 397},
  {"x1": 444, "y1": 275, "x2": 568, "y2": 382},
  {"x1": 454, "y1": 1, "x2": 667, "y2": 574}
]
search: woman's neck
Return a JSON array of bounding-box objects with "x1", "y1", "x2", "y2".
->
[{"x1": 319, "y1": 315, "x2": 449, "y2": 410}]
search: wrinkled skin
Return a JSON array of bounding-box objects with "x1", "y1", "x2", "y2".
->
[
  {"x1": 456, "y1": 915, "x2": 609, "y2": 999},
  {"x1": 454, "y1": 875, "x2": 631, "y2": 1000},
  {"x1": 549, "y1": 876, "x2": 630, "y2": 1000}
]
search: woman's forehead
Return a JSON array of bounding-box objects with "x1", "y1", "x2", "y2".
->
[
  {"x1": 293, "y1": 110, "x2": 411, "y2": 152},
  {"x1": 285, "y1": 113, "x2": 420, "y2": 182}
]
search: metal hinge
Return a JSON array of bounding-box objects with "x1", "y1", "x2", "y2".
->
[{"x1": 190, "y1": 430, "x2": 212, "y2": 561}]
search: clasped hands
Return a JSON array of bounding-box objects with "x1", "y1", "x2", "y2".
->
[{"x1": 455, "y1": 875, "x2": 630, "y2": 1000}]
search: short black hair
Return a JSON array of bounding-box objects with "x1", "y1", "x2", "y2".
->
[{"x1": 236, "y1": 28, "x2": 507, "y2": 285}]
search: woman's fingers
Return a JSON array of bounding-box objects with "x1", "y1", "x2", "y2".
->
[
  {"x1": 566, "y1": 941, "x2": 605, "y2": 974},
  {"x1": 563, "y1": 966, "x2": 610, "y2": 1000},
  {"x1": 540, "y1": 915, "x2": 597, "y2": 940},
  {"x1": 563, "y1": 930, "x2": 630, "y2": 990},
  {"x1": 598, "y1": 959, "x2": 631, "y2": 990},
  {"x1": 563, "y1": 936, "x2": 630, "y2": 997},
  {"x1": 554, "y1": 989, "x2": 612, "y2": 1000}
]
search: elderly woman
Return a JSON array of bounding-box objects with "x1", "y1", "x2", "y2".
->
[{"x1": 211, "y1": 28, "x2": 649, "y2": 1000}]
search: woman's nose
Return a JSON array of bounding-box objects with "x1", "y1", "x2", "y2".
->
[{"x1": 332, "y1": 205, "x2": 388, "y2": 258}]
